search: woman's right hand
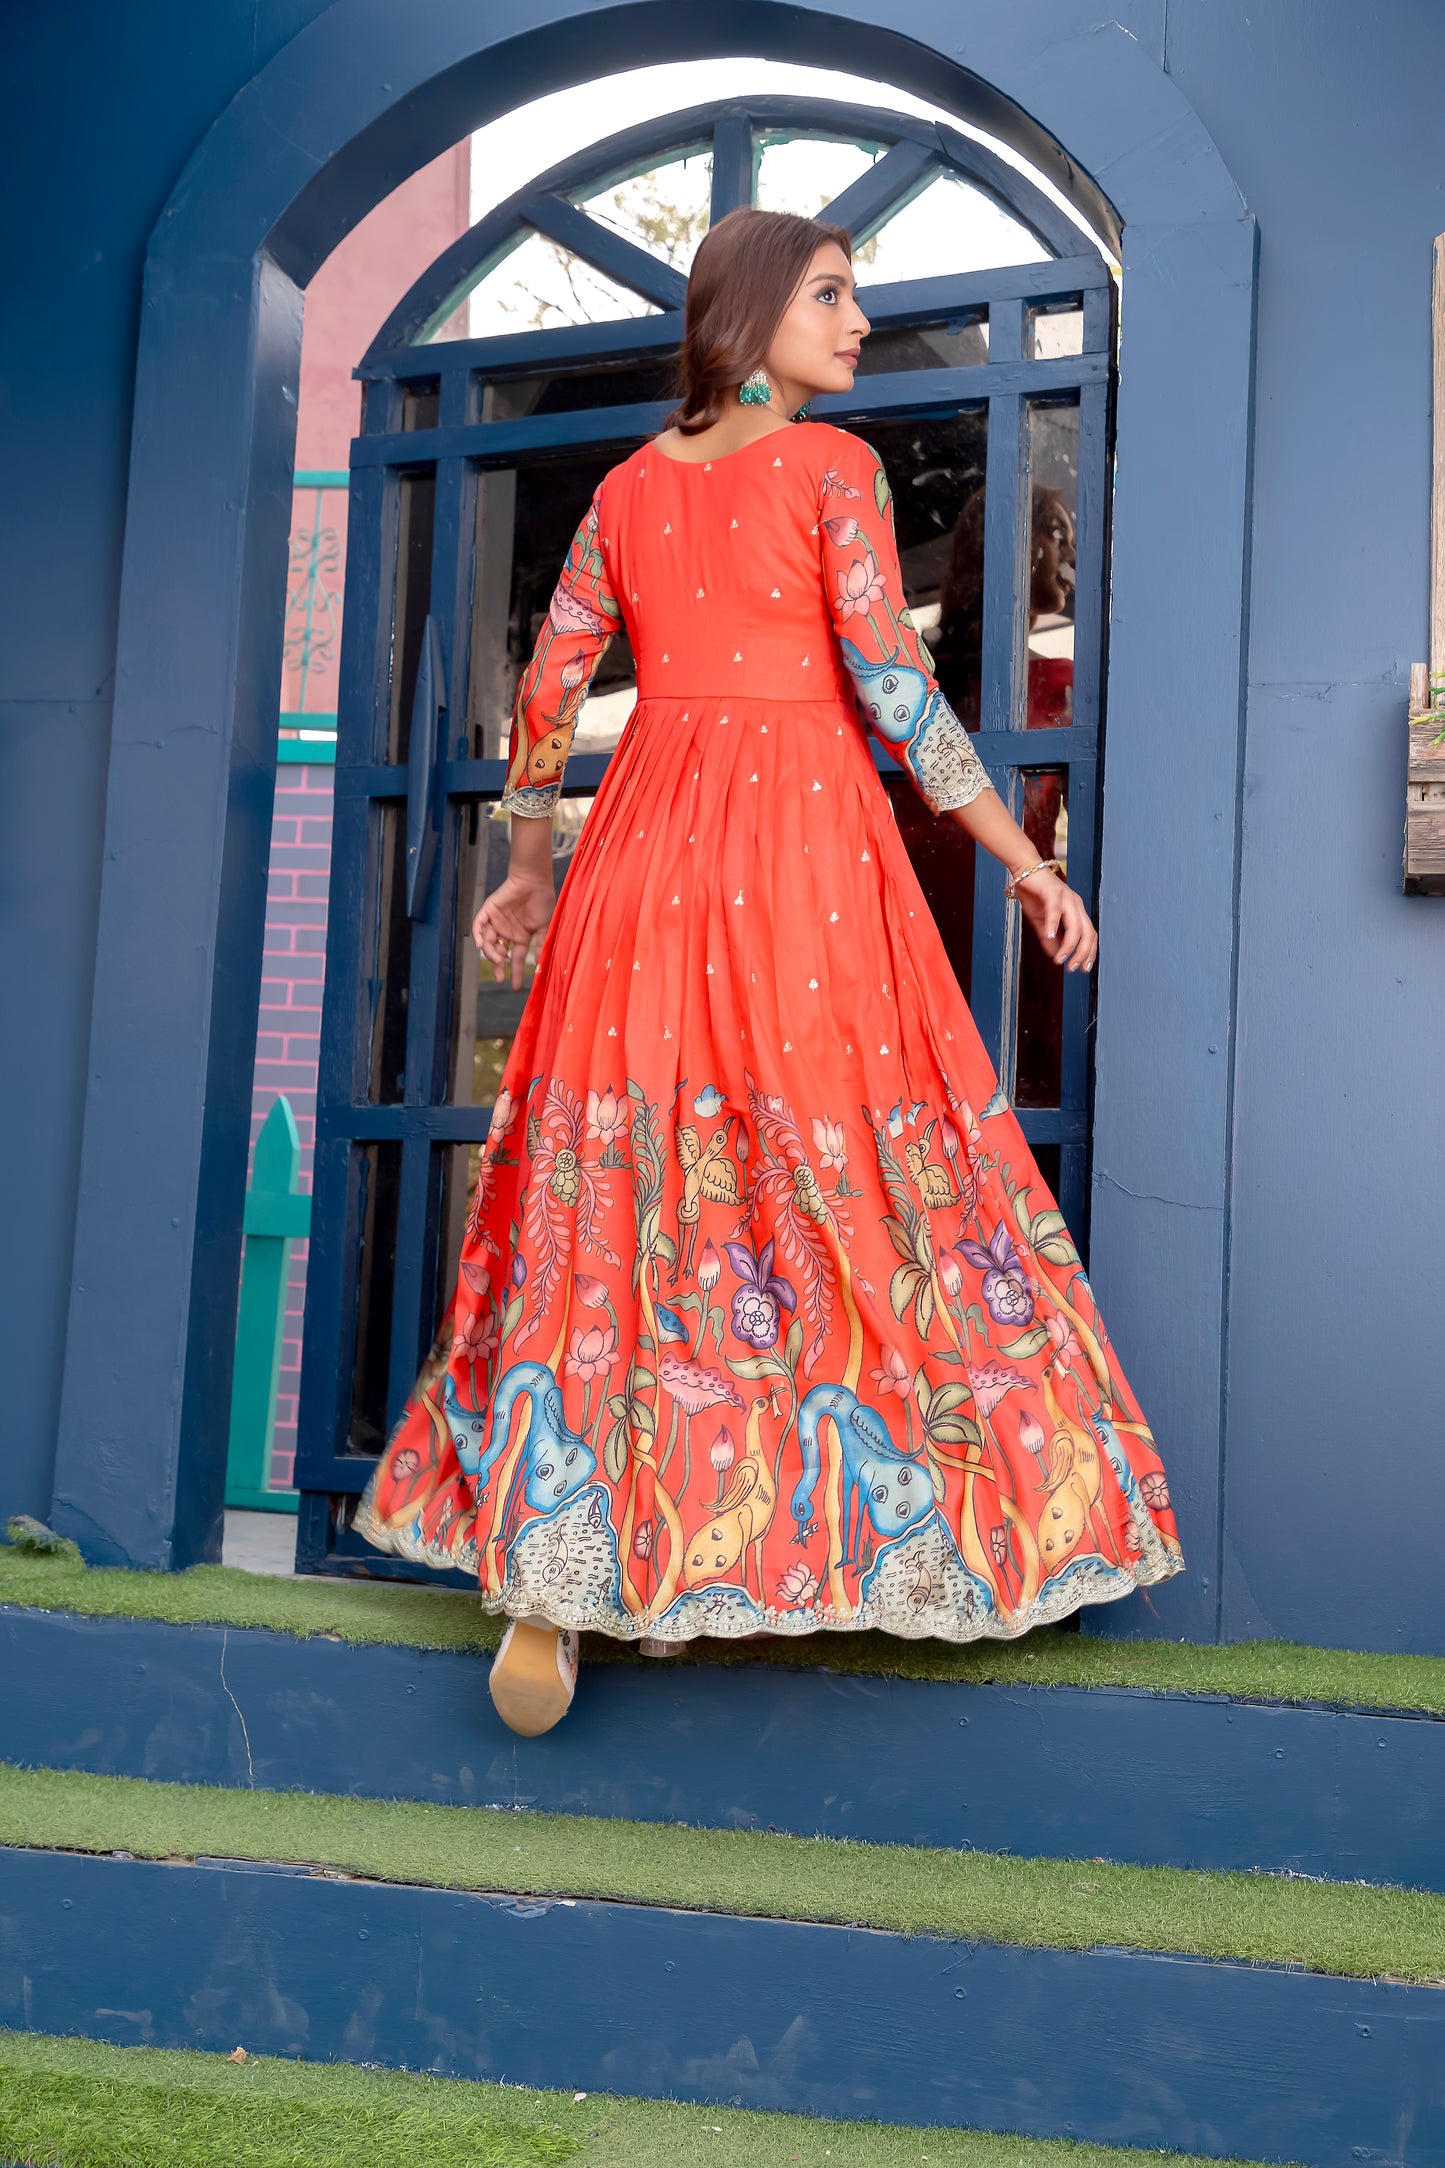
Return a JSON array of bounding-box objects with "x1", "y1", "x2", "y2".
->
[{"x1": 473, "y1": 870, "x2": 556, "y2": 989}]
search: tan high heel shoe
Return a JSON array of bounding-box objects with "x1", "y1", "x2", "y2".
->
[{"x1": 487, "y1": 1616, "x2": 579, "y2": 1735}]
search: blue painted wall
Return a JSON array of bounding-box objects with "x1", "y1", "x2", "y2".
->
[{"x1": 2, "y1": 0, "x2": 1442, "y2": 1647}]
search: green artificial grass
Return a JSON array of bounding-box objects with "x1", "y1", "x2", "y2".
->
[
  {"x1": 0, "y1": 2035, "x2": 1284, "y2": 2168},
  {"x1": 3, "y1": 1762, "x2": 1444, "y2": 1982},
  {"x1": 3, "y1": 1543, "x2": 1445, "y2": 1711}
]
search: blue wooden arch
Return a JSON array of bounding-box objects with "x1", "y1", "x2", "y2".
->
[{"x1": 51, "y1": 0, "x2": 1255, "y2": 1650}]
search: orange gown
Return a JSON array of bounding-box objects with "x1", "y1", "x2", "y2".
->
[{"x1": 354, "y1": 421, "x2": 1184, "y2": 1641}]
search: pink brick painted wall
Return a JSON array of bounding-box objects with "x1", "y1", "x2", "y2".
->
[
  {"x1": 251, "y1": 763, "x2": 333, "y2": 1486},
  {"x1": 244, "y1": 140, "x2": 472, "y2": 1494}
]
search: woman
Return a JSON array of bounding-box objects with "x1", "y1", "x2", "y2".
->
[{"x1": 354, "y1": 207, "x2": 1183, "y2": 1736}]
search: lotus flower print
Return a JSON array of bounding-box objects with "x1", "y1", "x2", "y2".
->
[
  {"x1": 776, "y1": 1560, "x2": 819, "y2": 1608},
  {"x1": 836, "y1": 551, "x2": 887, "y2": 622},
  {"x1": 869, "y1": 1347, "x2": 910, "y2": 1398},
  {"x1": 585, "y1": 1086, "x2": 627, "y2": 1147},
  {"x1": 565, "y1": 1323, "x2": 619, "y2": 1382},
  {"x1": 810, "y1": 1116, "x2": 848, "y2": 1171}
]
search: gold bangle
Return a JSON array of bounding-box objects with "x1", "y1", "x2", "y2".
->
[{"x1": 1004, "y1": 856, "x2": 1063, "y2": 900}]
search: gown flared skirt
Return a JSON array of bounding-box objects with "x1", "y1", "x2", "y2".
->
[{"x1": 355, "y1": 685, "x2": 1184, "y2": 1642}]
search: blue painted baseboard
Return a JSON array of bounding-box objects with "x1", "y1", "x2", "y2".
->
[
  {"x1": 1, "y1": 1846, "x2": 1441, "y2": 2165},
  {"x1": 1, "y1": 1605, "x2": 1441, "y2": 1888}
]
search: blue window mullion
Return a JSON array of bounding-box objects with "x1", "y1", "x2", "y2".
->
[
  {"x1": 1072, "y1": 380, "x2": 1111, "y2": 745},
  {"x1": 520, "y1": 191, "x2": 688, "y2": 311},
  {"x1": 821, "y1": 139, "x2": 938, "y2": 246},
  {"x1": 709, "y1": 111, "x2": 754, "y2": 221},
  {"x1": 972, "y1": 330, "x2": 1026, "y2": 1077},
  {"x1": 1058, "y1": 758, "x2": 1098, "y2": 1116}
]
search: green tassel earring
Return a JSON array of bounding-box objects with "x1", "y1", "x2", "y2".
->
[
  {"x1": 792, "y1": 400, "x2": 812, "y2": 422},
  {"x1": 738, "y1": 368, "x2": 772, "y2": 408}
]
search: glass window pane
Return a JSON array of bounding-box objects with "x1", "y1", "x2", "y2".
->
[
  {"x1": 854, "y1": 316, "x2": 988, "y2": 375},
  {"x1": 848, "y1": 409, "x2": 990, "y2": 963},
  {"x1": 573, "y1": 149, "x2": 713, "y2": 273},
  {"x1": 401, "y1": 382, "x2": 440, "y2": 429},
  {"x1": 863, "y1": 173, "x2": 1050, "y2": 285},
  {"x1": 456, "y1": 231, "x2": 662, "y2": 339},
  {"x1": 1013, "y1": 769, "x2": 1069, "y2": 1109},
  {"x1": 369, "y1": 806, "x2": 413, "y2": 1106},
  {"x1": 465, "y1": 448, "x2": 639, "y2": 762},
  {"x1": 1025, "y1": 403, "x2": 1079, "y2": 729},
  {"x1": 347, "y1": 1141, "x2": 403, "y2": 1454},
  {"x1": 387, "y1": 469, "x2": 436, "y2": 764},
  {"x1": 435, "y1": 1141, "x2": 481, "y2": 1349},
  {"x1": 756, "y1": 134, "x2": 883, "y2": 217},
  {"x1": 477, "y1": 352, "x2": 680, "y2": 421},
  {"x1": 447, "y1": 792, "x2": 619, "y2": 1109},
  {"x1": 1028, "y1": 304, "x2": 1083, "y2": 359}
]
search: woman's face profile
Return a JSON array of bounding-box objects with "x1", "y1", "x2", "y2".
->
[
  {"x1": 765, "y1": 242, "x2": 871, "y2": 401},
  {"x1": 1030, "y1": 489, "x2": 1076, "y2": 618}
]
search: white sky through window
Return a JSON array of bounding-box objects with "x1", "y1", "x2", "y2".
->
[{"x1": 466, "y1": 58, "x2": 1108, "y2": 335}]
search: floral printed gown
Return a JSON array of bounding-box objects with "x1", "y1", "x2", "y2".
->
[{"x1": 354, "y1": 421, "x2": 1184, "y2": 1641}]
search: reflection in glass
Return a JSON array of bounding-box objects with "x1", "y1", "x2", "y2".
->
[
  {"x1": 448, "y1": 806, "x2": 537, "y2": 1108},
  {"x1": 854, "y1": 316, "x2": 988, "y2": 375},
  {"x1": 860, "y1": 412, "x2": 991, "y2": 730},
  {"x1": 348, "y1": 1141, "x2": 403, "y2": 1454},
  {"x1": 1025, "y1": 403, "x2": 1079, "y2": 730},
  {"x1": 755, "y1": 134, "x2": 882, "y2": 216},
  {"x1": 387, "y1": 470, "x2": 436, "y2": 764},
  {"x1": 459, "y1": 231, "x2": 661, "y2": 339},
  {"x1": 1028, "y1": 305, "x2": 1084, "y2": 359},
  {"x1": 574, "y1": 149, "x2": 712, "y2": 273},
  {"x1": 448, "y1": 803, "x2": 603, "y2": 1108},
  {"x1": 369, "y1": 808, "x2": 413, "y2": 1106},
  {"x1": 863, "y1": 173, "x2": 1049, "y2": 285},
  {"x1": 1014, "y1": 769, "x2": 1068, "y2": 1109}
]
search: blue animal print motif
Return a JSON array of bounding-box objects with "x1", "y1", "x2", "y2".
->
[
  {"x1": 791, "y1": 1383, "x2": 935, "y2": 1564},
  {"x1": 445, "y1": 1363, "x2": 595, "y2": 1514},
  {"x1": 838, "y1": 637, "x2": 931, "y2": 744}
]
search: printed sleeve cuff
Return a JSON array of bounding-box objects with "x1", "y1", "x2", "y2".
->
[
  {"x1": 928, "y1": 771, "x2": 996, "y2": 814},
  {"x1": 495, "y1": 785, "x2": 560, "y2": 819}
]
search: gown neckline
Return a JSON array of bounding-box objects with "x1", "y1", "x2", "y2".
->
[{"x1": 648, "y1": 422, "x2": 817, "y2": 469}]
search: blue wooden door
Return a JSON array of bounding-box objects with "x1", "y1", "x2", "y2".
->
[{"x1": 294, "y1": 98, "x2": 1114, "y2": 1578}]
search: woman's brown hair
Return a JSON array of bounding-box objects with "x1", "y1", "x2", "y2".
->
[{"x1": 664, "y1": 206, "x2": 852, "y2": 435}]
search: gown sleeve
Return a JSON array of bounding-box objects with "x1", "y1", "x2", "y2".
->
[
  {"x1": 818, "y1": 434, "x2": 995, "y2": 817},
  {"x1": 496, "y1": 484, "x2": 620, "y2": 818}
]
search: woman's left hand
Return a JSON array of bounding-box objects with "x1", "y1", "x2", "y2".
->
[{"x1": 1015, "y1": 869, "x2": 1098, "y2": 973}]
